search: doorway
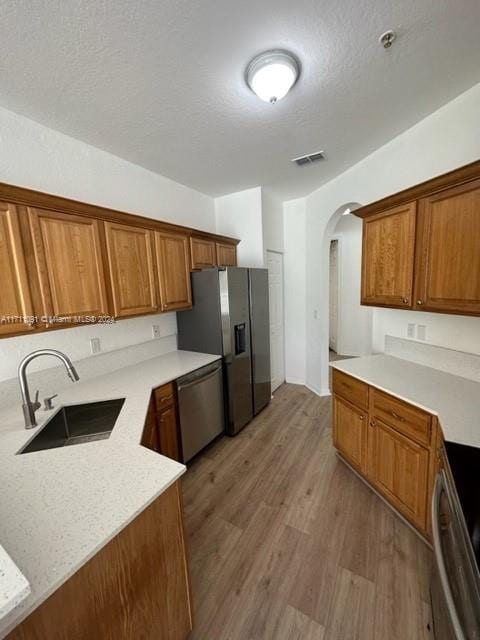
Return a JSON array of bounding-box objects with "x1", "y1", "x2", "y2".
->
[
  {"x1": 267, "y1": 251, "x2": 285, "y2": 392},
  {"x1": 329, "y1": 239, "x2": 339, "y2": 355},
  {"x1": 327, "y1": 207, "x2": 372, "y2": 368}
]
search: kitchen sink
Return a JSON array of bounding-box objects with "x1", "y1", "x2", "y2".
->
[{"x1": 19, "y1": 398, "x2": 125, "y2": 454}]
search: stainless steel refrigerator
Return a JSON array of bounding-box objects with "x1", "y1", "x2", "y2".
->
[{"x1": 177, "y1": 267, "x2": 271, "y2": 436}]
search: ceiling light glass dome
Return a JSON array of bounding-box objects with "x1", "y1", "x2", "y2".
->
[{"x1": 246, "y1": 50, "x2": 300, "y2": 104}]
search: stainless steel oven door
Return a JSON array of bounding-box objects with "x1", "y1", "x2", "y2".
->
[{"x1": 431, "y1": 471, "x2": 480, "y2": 640}]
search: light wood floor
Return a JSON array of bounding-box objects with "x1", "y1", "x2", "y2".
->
[{"x1": 182, "y1": 384, "x2": 433, "y2": 640}]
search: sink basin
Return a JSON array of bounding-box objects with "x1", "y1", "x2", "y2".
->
[{"x1": 19, "y1": 398, "x2": 125, "y2": 454}]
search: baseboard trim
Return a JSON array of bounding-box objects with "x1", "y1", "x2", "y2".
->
[
  {"x1": 285, "y1": 377, "x2": 306, "y2": 386},
  {"x1": 305, "y1": 383, "x2": 331, "y2": 397}
]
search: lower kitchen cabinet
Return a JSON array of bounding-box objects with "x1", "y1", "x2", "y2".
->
[
  {"x1": 158, "y1": 405, "x2": 181, "y2": 461},
  {"x1": 142, "y1": 382, "x2": 183, "y2": 462},
  {"x1": 141, "y1": 398, "x2": 160, "y2": 453},
  {"x1": 332, "y1": 370, "x2": 435, "y2": 538},
  {"x1": 370, "y1": 417, "x2": 429, "y2": 531},
  {"x1": 6, "y1": 482, "x2": 193, "y2": 640},
  {"x1": 332, "y1": 395, "x2": 367, "y2": 473}
]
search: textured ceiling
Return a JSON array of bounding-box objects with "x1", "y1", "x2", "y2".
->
[{"x1": 1, "y1": 0, "x2": 480, "y2": 200}]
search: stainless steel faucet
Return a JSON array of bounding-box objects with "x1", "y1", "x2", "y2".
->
[{"x1": 18, "y1": 349, "x2": 80, "y2": 429}]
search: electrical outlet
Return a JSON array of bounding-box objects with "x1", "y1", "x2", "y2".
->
[
  {"x1": 152, "y1": 325, "x2": 162, "y2": 339},
  {"x1": 407, "y1": 323, "x2": 416, "y2": 338},
  {"x1": 90, "y1": 337, "x2": 101, "y2": 354},
  {"x1": 417, "y1": 325, "x2": 427, "y2": 341}
]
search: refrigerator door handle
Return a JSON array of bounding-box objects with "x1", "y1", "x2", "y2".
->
[{"x1": 219, "y1": 269, "x2": 233, "y2": 363}]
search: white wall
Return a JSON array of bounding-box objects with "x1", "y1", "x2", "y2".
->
[
  {"x1": 261, "y1": 190, "x2": 284, "y2": 261},
  {"x1": 284, "y1": 81, "x2": 480, "y2": 395},
  {"x1": 332, "y1": 213, "x2": 372, "y2": 357},
  {"x1": 372, "y1": 310, "x2": 480, "y2": 356},
  {"x1": 283, "y1": 199, "x2": 306, "y2": 386},
  {"x1": 0, "y1": 314, "x2": 177, "y2": 382},
  {"x1": 215, "y1": 187, "x2": 264, "y2": 267},
  {"x1": 0, "y1": 105, "x2": 217, "y2": 382},
  {"x1": 0, "y1": 105, "x2": 215, "y2": 230}
]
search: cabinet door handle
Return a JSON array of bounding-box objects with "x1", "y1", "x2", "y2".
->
[
  {"x1": 402, "y1": 297, "x2": 409, "y2": 304},
  {"x1": 417, "y1": 300, "x2": 424, "y2": 306},
  {"x1": 359, "y1": 415, "x2": 365, "y2": 421},
  {"x1": 389, "y1": 410, "x2": 405, "y2": 422},
  {"x1": 370, "y1": 420, "x2": 376, "y2": 428}
]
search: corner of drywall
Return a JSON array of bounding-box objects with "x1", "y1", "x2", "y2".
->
[
  {"x1": 262, "y1": 189, "x2": 285, "y2": 264},
  {"x1": 283, "y1": 198, "x2": 307, "y2": 385},
  {"x1": 214, "y1": 186, "x2": 264, "y2": 267}
]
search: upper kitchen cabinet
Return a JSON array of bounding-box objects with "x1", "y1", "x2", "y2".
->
[
  {"x1": 190, "y1": 236, "x2": 216, "y2": 269},
  {"x1": 357, "y1": 160, "x2": 480, "y2": 317},
  {"x1": 155, "y1": 231, "x2": 192, "y2": 312},
  {"x1": 361, "y1": 202, "x2": 416, "y2": 308},
  {"x1": 216, "y1": 241, "x2": 237, "y2": 267},
  {"x1": 27, "y1": 208, "x2": 109, "y2": 324},
  {"x1": 414, "y1": 179, "x2": 480, "y2": 315},
  {"x1": 104, "y1": 221, "x2": 159, "y2": 317},
  {"x1": 0, "y1": 203, "x2": 35, "y2": 335}
]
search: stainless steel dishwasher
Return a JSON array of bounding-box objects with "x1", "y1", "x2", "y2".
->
[{"x1": 177, "y1": 360, "x2": 225, "y2": 462}]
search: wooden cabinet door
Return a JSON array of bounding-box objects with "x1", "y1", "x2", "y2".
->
[
  {"x1": 414, "y1": 179, "x2": 480, "y2": 315},
  {"x1": 141, "y1": 398, "x2": 160, "y2": 453},
  {"x1": 158, "y1": 405, "x2": 182, "y2": 462},
  {"x1": 155, "y1": 231, "x2": 192, "y2": 312},
  {"x1": 190, "y1": 236, "x2": 216, "y2": 269},
  {"x1": 216, "y1": 242, "x2": 237, "y2": 267},
  {"x1": 0, "y1": 203, "x2": 35, "y2": 335},
  {"x1": 333, "y1": 395, "x2": 367, "y2": 473},
  {"x1": 371, "y1": 418, "x2": 429, "y2": 531},
  {"x1": 104, "y1": 221, "x2": 158, "y2": 317},
  {"x1": 27, "y1": 208, "x2": 109, "y2": 323},
  {"x1": 361, "y1": 202, "x2": 416, "y2": 308},
  {"x1": 7, "y1": 482, "x2": 193, "y2": 640}
]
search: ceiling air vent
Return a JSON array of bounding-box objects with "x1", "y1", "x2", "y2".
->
[{"x1": 291, "y1": 150, "x2": 325, "y2": 167}]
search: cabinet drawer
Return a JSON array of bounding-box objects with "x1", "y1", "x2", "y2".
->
[
  {"x1": 154, "y1": 383, "x2": 175, "y2": 412},
  {"x1": 332, "y1": 370, "x2": 369, "y2": 410},
  {"x1": 372, "y1": 389, "x2": 432, "y2": 447}
]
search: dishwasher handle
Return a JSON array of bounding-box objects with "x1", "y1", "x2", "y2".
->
[{"x1": 177, "y1": 363, "x2": 222, "y2": 391}]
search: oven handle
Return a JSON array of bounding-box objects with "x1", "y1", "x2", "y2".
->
[{"x1": 432, "y1": 471, "x2": 466, "y2": 640}]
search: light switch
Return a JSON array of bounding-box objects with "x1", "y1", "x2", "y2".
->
[
  {"x1": 417, "y1": 325, "x2": 427, "y2": 341},
  {"x1": 90, "y1": 337, "x2": 101, "y2": 354},
  {"x1": 407, "y1": 323, "x2": 416, "y2": 338}
]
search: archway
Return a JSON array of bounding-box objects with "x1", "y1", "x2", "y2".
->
[{"x1": 317, "y1": 202, "x2": 372, "y2": 393}]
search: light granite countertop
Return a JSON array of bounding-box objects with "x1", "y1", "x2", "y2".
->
[
  {"x1": 0, "y1": 547, "x2": 30, "y2": 622},
  {"x1": 0, "y1": 349, "x2": 221, "y2": 638},
  {"x1": 330, "y1": 354, "x2": 480, "y2": 448}
]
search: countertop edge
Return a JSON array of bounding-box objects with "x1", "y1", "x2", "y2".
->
[{"x1": 329, "y1": 359, "x2": 441, "y2": 418}]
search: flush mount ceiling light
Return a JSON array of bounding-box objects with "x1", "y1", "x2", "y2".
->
[{"x1": 246, "y1": 50, "x2": 300, "y2": 104}]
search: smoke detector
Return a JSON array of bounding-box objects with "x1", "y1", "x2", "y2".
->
[
  {"x1": 379, "y1": 30, "x2": 397, "y2": 49},
  {"x1": 291, "y1": 150, "x2": 326, "y2": 167}
]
